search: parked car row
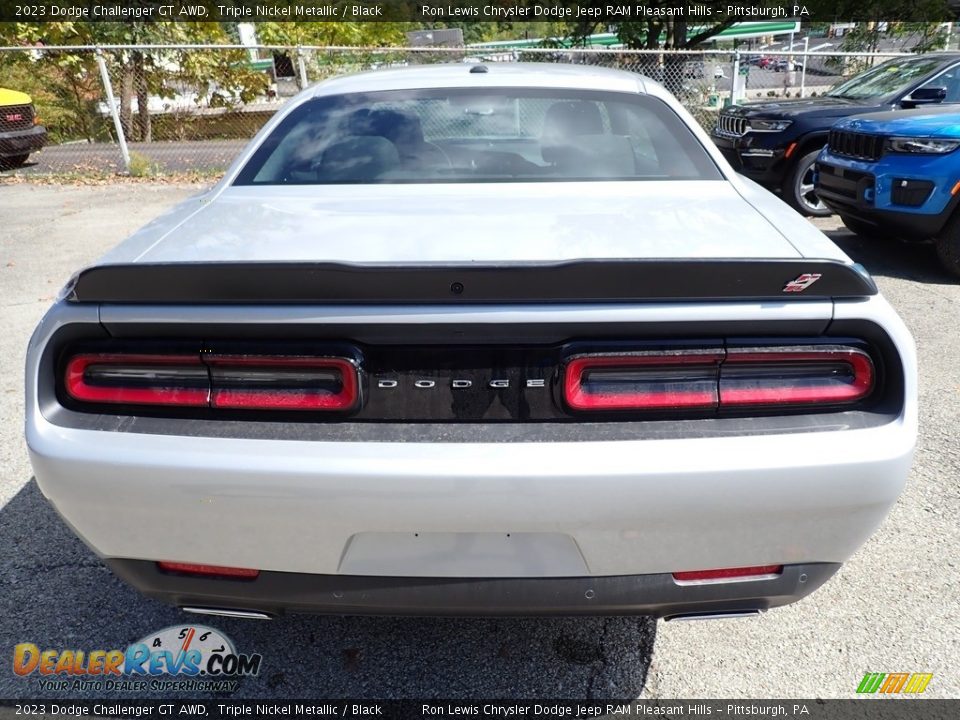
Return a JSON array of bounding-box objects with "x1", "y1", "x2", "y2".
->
[
  {"x1": 0, "y1": 87, "x2": 46, "y2": 168},
  {"x1": 743, "y1": 55, "x2": 803, "y2": 72},
  {"x1": 711, "y1": 52, "x2": 960, "y2": 277}
]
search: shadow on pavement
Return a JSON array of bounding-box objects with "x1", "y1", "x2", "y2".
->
[
  {"x1": 0, "y1": 480, "x2": 655, "y2": 700},
  {"x1": 826, "y1": 229, "x2": 957, "y2": 285}
]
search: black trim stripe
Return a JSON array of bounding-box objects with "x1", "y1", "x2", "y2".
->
[{"x1": 69, "y1": 259, "x2": 877, "y2": 304}]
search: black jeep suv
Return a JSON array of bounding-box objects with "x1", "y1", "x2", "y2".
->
[{"x1": 711, "y1": 52, "x2": 960, "y2": 216}]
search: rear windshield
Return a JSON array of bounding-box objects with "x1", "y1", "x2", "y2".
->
[{"x1": 233, "y1": 87, "x2": 722, "y2": 184}]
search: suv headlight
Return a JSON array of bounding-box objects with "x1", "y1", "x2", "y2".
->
[
  {"x1": 888, "y1": 137, "x2": 960, "y2": 154},
  {"x1": 748, "y1": 119, "x2": 793, "y2": 132}
]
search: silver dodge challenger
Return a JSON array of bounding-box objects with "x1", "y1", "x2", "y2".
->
[{"x1": 26, "y1": 63, "x2": 917, "y2": 620}]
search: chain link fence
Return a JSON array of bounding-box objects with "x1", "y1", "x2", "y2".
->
[{"x1": 0, "y1": 44, "x2": 908, "y2": 176}]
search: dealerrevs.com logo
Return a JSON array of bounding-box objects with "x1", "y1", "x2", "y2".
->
[{"x1": 13, "y1": 625, "x2": 262, "y2": 692}]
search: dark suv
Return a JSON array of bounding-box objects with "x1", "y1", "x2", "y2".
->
[{"x1": 711, "y1": 52, "x2": 960, "y2": 216}]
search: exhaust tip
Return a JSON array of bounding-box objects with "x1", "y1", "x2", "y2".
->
[
  {"x1": 665, "y1": 609, "x2": 763, "y2": 622},
  {"x1": 181, "y1": 607, "x2": 273, "y2": 620}
]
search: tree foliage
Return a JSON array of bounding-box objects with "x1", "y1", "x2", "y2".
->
[{"x1": 0, "y1": 22, "x2": 274, "y2": 142}]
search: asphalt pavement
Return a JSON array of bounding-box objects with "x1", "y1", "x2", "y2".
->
[{"x1": 0, "y1": 184, "x2": 957, "y2": 700}]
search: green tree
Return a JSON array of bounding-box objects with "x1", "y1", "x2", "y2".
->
[{"x1": 0, "y1": 22, "x2": 273, "y2": 143}]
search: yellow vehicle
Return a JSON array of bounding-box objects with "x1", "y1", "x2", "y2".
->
[{"x1": 0, "y1": 87, "x2": 47, "y2": 168}]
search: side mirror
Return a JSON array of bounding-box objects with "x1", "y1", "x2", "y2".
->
[{"x1": 902, "y1": 86, "x2": 947, "y2": 108}]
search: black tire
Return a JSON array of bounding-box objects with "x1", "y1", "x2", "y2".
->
[
  {"x1": 934, "y1": 212, "x2": 960, "y2": 278},
  {"x1": 0, "y1": 154, "x2": 29, "y2": 169},
  {"x1": 782, "y1": 148, "x2": 831, "y2": 217},
  {"x1": 840, "y1": 215, "x2": 899, "y2": 241}
]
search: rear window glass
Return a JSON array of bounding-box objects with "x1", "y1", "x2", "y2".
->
[{"x1": 233, "y1": 87, "x2": 722, "y2": 185}]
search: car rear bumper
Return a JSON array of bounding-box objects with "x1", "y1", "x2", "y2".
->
[
  {"x1": 106, "y1": 559, "x2": 840, "y2": 618},
  {"x1": 0, "y1": 124, "x2": 46, "y2": 157},
  {"x1": 29, "y1": 412, "x2": 914, "y2": 578}
]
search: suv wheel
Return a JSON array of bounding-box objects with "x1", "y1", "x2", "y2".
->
[
  {"x1": 934, "y1": 213, "x2": 960, "y2": 278},
  {"x1": 782, "y1": 149, "x2": 831, "y2": 217}
]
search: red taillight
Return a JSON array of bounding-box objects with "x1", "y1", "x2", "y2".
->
[
  {"x1": 563, "y1": 345, "x2": 874, "y2": 413},
  {"x1": 672, "y1": 565, "x2": 783, "y2": 584},
  {"x1": 207, "y1": 356, "x2": 358, "y2": 411},
  {"x1": 563, "y1": 351, "x2": 724, "y2": 411},
  {"x1": 65, "y1": 354, "x2": 209, "y2": 407},
  {"x1": 720, "y1": 347, "x2": 874, "y2": 406},
  {"x1": 157, "y1": 562, "x2": 260, "y2": 579},
  {"x1": 64, "y1": 352, "x2": 359, "y2": 412}
]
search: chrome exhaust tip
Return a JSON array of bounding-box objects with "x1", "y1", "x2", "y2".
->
[
  {"x1": 181, "y1": 607, "x2": 273, "y2": 620},
  {"x1": 665, "y1": 609, "x2": 763, "y2": 622}
]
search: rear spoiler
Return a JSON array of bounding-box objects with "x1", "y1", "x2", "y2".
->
[{"x1": 67, "y1": 259, "x2": 877, "y2": 304}]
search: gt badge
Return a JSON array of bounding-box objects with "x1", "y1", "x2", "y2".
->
[{"x1": 783, "y1": 273, "x2": 822, "y2": 293}]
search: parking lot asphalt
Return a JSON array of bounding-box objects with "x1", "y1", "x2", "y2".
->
[{"x1": 0, "y1": 184, "x2": 957, "y2": 700}]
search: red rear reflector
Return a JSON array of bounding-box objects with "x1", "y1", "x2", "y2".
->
[
  {"x1": 720, "y1": 347, "x2": 874, "y2": 406},
  {"x1": 65, "y1": 354, "x2": 209, "y2": 407},
  {"x1": 157, "y1": 562, "x2": 260, "y2": 579},
  {"x1": 563, "y1": 351, "x2": 724, "y2": 411},
  {"x1": 673, "y1": 565, "x2": 783, "y2": 583},
  {"x1": 207, "y1": 356, "x2": 358, "y2": 411}
]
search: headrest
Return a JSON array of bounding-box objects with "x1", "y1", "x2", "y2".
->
[
  {"x1": 344, "y1": 108, "x2": 426, "y2": 148},
  {"x1": 541, "y1": 101, "x2": 605, "y2": 163},
  {"x1": 317, "y1": 135, "x2": 400, "y2": 182}
]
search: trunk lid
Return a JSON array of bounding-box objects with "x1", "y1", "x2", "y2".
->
[{"x1": 105, "y1": 182, "x2": 803, "y2": 265}]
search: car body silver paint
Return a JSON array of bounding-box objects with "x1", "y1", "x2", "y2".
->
[{"x1": 25, "y1": 63, "x2": 917, "y2": 591}]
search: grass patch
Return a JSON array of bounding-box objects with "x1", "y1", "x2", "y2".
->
[{"x1": 0, "y1": 166, "x2": 223, "y2": 186}]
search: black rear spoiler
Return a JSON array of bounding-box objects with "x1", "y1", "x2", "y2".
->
[{"x1": 68, "y1": 259, "x2": 877, "y2": 304}]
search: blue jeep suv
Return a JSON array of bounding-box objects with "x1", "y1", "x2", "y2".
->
[
  {"x1": 713, "y1": 52, "x2": 960, "y2": 217},
  {"x1": 815, "y1": 105, "x2": 960, "y2": 277}
]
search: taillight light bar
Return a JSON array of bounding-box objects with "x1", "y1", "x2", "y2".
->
[
  {"x1": 65, "y1": 354, "x2": 210, "y2": 407},
  {"x1": 564, "y1": 351, "x2": 724, "y2": 411},
  {"x1": 672, "y1": 565, "x2": 784, "y2": 585},
  {"x1": 720, "y1": 347, "x2": 874, "y2": 406},
  {"x1": 563, "y1": 345, "x2": 874, "y2": 413},
  {"x1": 207, "y1": 356, "x2": 358, "y2": 411},
  {"x1": 64, "y1": 353, "x2": 359, "y2": 412}
]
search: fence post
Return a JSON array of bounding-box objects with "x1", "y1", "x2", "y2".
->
[
  {"x1": 296, "y1": 46, "x2": 309, "y2": 89},
  {"x1": 731, "y1": 50, "x2": 741, "y2": 105},
  {"x1": 799, "y1": 37, "x2": 809, "y2": 98},
  {"x1": 95, "y1": 48, "x2": 130, "y2": 173}
]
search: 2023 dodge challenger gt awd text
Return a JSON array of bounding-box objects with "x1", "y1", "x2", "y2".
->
[{"x1": 25, "y1": 63, "x2": 917, "y2": 621}]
